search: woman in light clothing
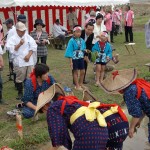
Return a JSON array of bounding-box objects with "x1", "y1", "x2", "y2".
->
[{"x1": 92, "y1": 14, "x2": 106, "y2": 45}]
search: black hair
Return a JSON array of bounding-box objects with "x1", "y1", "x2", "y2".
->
[
  {"x1": 85, "y1": 22, "x2": 94, "y2": 28},
  {"x1": 127, "y1": 5, "x2": 130, "y2": 10},
  {"x1": 96, "y1": 8, "x2": 100, "y2": 12},
  {"x1": 55, "y1": 19, "x2": 59, "y2": 23},
  {"x1": 34, "y1": 63, "x2": 49, "y2": 78},
  {"x1": 96, "y1": 14, "x2": 103, "y2": 20}
]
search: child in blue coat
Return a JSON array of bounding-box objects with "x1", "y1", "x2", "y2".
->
[
  {"x1": 65, "y1": 25, "x2": 86, "y2": 91},
  {"x1": 92, "y1": 31, "x2": 112, "y2": 86}
]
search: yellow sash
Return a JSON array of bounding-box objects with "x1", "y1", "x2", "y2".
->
[
  {"x1": 70, "y1": 102, "x2": 107, "y2": 127},
  {"x1": 103, "y1": 106, "x2": 118, "y2": 118}
]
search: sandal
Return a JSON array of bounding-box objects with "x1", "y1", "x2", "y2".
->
[{"x1": 7, "y1": 109, "x2": 21, "y2": 116}]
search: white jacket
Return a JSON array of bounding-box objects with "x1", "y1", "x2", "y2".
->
[
  {"x1": 92, "y1": 23, "x2": 106, "y2": 44},
  {"x1": 52, "y1": 23, "x2": 67, "y2": 38},
  {"x1": 6, "y1": 33, "x2": 37, "y2": 67}
]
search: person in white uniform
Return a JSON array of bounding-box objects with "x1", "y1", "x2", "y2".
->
[{"x1": 6, "y1": 22, "x2": 37, "y2": 100}]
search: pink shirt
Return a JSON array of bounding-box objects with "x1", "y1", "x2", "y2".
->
[
  {"x1": 113, "y1": 11, "x2": 120, "y2": 25},
  {"x1": 124, "y1": 10, "x2": 134, "y2": 27},
  {"x1": 104, "y1": 13, "x2": 112, "y2": 32}
]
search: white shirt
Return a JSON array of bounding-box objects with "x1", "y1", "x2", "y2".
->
[
  {"x1": 92, "y1": 23, "x2": 106, "y2": 44},
  {"x1": 6, "y1": 33, "x2": 37, "y2": 67},
  {"x1": 52, "y1": 23, "x2": 67, "y2": 38},
  {"x1": 6, "y1": 25, "x2": 16, "y2": 42}
]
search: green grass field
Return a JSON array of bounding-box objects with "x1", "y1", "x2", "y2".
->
[{"x1": 0, "y1": 12, "x2": 150, "y2": 150}]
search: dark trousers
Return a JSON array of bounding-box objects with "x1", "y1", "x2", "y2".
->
[
  {"x1": 57, "y1": 34, "x2": 66, "y2": 45},
  {"x1": 125, "y1": 26, "x2": 133, "y2": 42},
  {"x1": 37, "y1": 56, "x2": 47, "y2": 64},
  {"x1": 110, "y1": 22, "x2": 115, "y2": 42}
]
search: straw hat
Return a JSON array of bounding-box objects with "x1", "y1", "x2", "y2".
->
[
  {"x1": 100, "y1": 68, "x2": 137, "y2": 93},
  {"x1": 82, "y1": 89, "x2": 98, "y2": 102},
  {"x1": 34, "y1": 83, "x2": 65, "y2": 116}
]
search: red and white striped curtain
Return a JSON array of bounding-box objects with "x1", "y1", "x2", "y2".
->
[{"x1": 0, "y1": 6, "x2": 95, "y2": 34}]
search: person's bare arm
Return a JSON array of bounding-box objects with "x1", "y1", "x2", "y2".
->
[
  {"x1": 26, "y1": 102, "x2": 37, "y2": 110},
  {"x1": 24, "y1": 50, "x2": 33, "y2": 62},
  {"x1": 129, "y1": 117, "x2": 140, "y2": 138}
]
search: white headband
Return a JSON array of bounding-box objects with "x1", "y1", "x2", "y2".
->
[
  {"x1": 101, "y1": 32, "x2": 108, "y2": 38},
  {"x1": 73, "y1": 26, "x2": 82, "y2": 32}
]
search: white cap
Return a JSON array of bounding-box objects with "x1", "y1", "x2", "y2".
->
[{"x1": 16, "y1": 22, "x2": 27, "y2": 31}]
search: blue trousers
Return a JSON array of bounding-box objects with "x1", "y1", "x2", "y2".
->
[{"x1": 22, "y1": 106, "x2": 35, "y2": 119}]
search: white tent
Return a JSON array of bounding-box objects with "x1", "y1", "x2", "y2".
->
[{"x1": 0, "y1": 0, "x2": 130, "y2": 8}]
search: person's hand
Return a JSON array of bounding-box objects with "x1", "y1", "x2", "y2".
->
[
  {"x1": 129, "y1": 127, "x2": 135, "y2": 138},
  {"x1": 106, "y1": 56, "x2": 110, "y2": 62},
  {"x1": 19, "y1": 39, "x2": 24, "y2": 45},
  {"x1": 35, "y1": 40, "x2": 40, "y2": 44},
  {"x1": 84, "y1": 56, "x2": 90, "y2": 63},
  {"x1": 42, "y1": 39, "x2": 47, "y2": 44},
  {"x1": 96, "y1": 35, "x2": 100, "y2": 38},
  {"x1": 24, "y1": 54, "x2": 31, "y2": 62}
]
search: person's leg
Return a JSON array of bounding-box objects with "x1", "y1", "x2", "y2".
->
[
  {"x1": 15, "y1": 66, "x2": 27, "y2": 100},
  {"x1": 100, "y1": 65, "x2": 106, "y2": 82},
  {"x1": 79, "y1": 69, "x2": 85, "y2": 87},
  {"x1": 26, "y1": 66, "x2": 34, "y2": 78},
  {"x1": 57, "y1": 34, "x2": 66, "y2": 49},
  {"x1": 125, "y1": 26, "x2": 129, "y2": 42},
  {"x1": 41, "y1": 56, "x2": 47, "y2": 64},
  {"x1": 22, "y1": 106, "x2": 35, "y2": 119},
  {"x1": 95, "y1": 64, "x2": 101, "y2": 85},
  {"x1": 128, "y1": 26, "x2": 133, "y2": 42},
  {"x1": 73, "y1": 70, "x2": 80, "y2": 89}
]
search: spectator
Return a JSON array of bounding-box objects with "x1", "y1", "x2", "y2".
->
[
  {"x1": 52, "y1": 19, "x2": 68, "y2": 50},
  {"x1": 84, "y1": 8, "x2": 94, "y2": 20},
  {"x1": 85, "y1": 10, "x2": 96, "y2": 26},
  {"x1": 30, "y1": 19, "x2": 48, "y2": 64},
  {"x1": 22, "y1": 63, "x2": 55, "y2": 119},
  {"x1": 92, "y1": 14, "x2": 106, "y2": 45},
  {"x1": 67, "y1": 7, "x2": 78, "y2": 31},
  {"x1": 104, "y1": 8, "x2": 112, "y2": 41},
  {"x1": 6, "y1": 22, "x2": 37, "y2": 100},
  {"x1": 81, "y1": 23, "x2": 94, "y2": 84},
  {"x1": 4, "y1": 15, "x2": 27, "y2": 87},
  {"x1": 113, "y1": 8, "x2": 121, "y2": 35},
  {"x1": 124, "y1": 5, "x2": 134, "y2": 43},
  {"x1": 65, "y1": 25, "x2": 86, "y2": 91}
]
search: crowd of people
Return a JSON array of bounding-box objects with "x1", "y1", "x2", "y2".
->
[{"x1": 1, "y1": 4, "x2": 149, "y2": 150}]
